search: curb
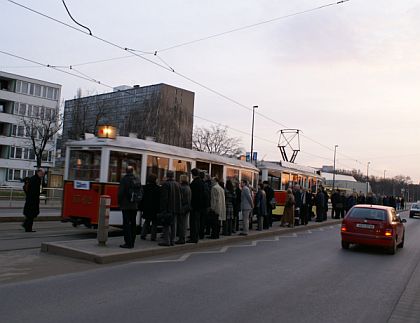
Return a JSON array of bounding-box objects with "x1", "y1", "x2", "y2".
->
[
  {"x1": 41, "y1": 219, "x2": 342, "y2": 264},
  {"x1": 0, "y1": 216, "x2": 61, "y2": 223}
]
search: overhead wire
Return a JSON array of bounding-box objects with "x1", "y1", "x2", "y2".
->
[
  {"x1": 5, "y1": 0, "x2": 374, "y2": 171},
  {"x1": 155, "y1": 0, "x2": 350, "y2": 53}
]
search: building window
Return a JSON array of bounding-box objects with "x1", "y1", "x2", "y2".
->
[
  {"x1": 15, "y1": 80, "x2": 21, "y2": 93},
  {"x1": 46, "y1": 87, "x2": 54, "y2": 99},
  {"x1": 21, "y1": 82, "x2": 28, "y2": 94},
  {"x1": 35, "y1": 84, "x2": 41, "y2": 97}
]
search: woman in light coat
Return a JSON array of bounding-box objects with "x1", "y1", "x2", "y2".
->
[
  {"x1": 281, "y1": 188, "x2": 295, "y2": 228},
  {"x1": 210, "y1": 178, "x2": 225, "y2": 239}
]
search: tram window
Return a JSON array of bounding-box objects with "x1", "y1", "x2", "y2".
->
[
  {"x1": 281, "y1": 172, "x2": 290, "y2": 190},
  {"x1": 196, "y1": 161, "x2": 210, "y2": 174},
  {"x1": 211, "y1": 164, "x2": 223, "y2": 181},
  {"x1": 147, "y1": 155, "x2": 169, "y2": 184},
  {"x1": 108, "y1": 151, "x2": 142, "y2": 183},
  {"x1": 241, "y1": 170, "x2": 252, "y2": 185},
  {"x1": 268, "y1": 176, "x2": 281, "y2": 190},
  {"x1": 253, "y1": 173, "x2": 259, "y2": 189},
  {"x1": 173, "y1": 159, "x2": 191, "y2": 182},
  {"x1": 226, "y1": 168, "x2": 239, "y2": 183},
  {"x1": 68, "y1": 150, "x2": 101, "y2": 181}
]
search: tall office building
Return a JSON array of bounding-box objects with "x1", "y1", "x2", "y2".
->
[
  {"x1": 62, "y1": 83, "x2": 195, "y2": 150},
  {"x1": 0, "y1": 71, "x2": 61, "y2": 187}
]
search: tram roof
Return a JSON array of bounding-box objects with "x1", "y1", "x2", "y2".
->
[
  {"x1": 66, "y1": 136, "x2": 259, "y2": 171},
  {"x1": 258, "y1": 160, "x2": 323, "y2": 178}
]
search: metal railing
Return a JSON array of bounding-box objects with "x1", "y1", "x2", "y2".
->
[{"x1": 0, "y1": 186, "x2": 63, "y2": 207}]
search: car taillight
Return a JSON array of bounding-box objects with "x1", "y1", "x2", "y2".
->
[
  {"x1": 341, "y1": 224, "x2": 347, "y2": 232},
  {"x1": 385, "y1": 228, "x2": 393, "y2": 237}
]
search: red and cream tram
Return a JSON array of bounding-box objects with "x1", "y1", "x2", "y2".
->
[
  {"x1": 258, "y1": 160, "x2": 324, "y2": 216},
  {"x1": 62, "y1": 134, "x2": 259, "y2": 227}
]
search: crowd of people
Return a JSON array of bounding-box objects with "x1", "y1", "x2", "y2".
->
[
  {"x1": 117, "y1": 166, "x2": 408, "y2": 249},
  {"x1": 117, "y1": 167, "x2": 276, "y2": 248}
]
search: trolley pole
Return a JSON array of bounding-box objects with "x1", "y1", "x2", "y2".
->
[{"x1": 97, "y1": 195, "x2": 111, "y2": 246}]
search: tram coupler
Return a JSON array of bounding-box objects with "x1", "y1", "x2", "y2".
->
[{"x1": 97, "y1": 195, "x2": 111, "y2": 246}]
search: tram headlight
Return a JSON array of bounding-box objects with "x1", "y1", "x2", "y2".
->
[{"x1": 97, "y1": 125, "x2": 117, "y2": 139}]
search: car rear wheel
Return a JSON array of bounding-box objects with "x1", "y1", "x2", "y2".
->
[
  {"x1": 388, "y1": 239, "x2": 397, "y2": 255},
  {"x1": 341, "y1": 241, "x2": 350, "y2": 250},
  {"x1": 398, "y1": 232, "x2": 405, "y2": 248}
]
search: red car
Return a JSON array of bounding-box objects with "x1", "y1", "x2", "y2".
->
[{"x1": 341, "y1": 205, "x2": 406, "y2": 254}]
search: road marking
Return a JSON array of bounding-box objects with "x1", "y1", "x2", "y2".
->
[{"x1": 135, "y1": 233, "x2": 298, "y2": 264}]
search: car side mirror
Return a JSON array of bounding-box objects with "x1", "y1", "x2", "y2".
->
[{"x1": 401, "y1": 219, "x2": 407, "y2": 223}]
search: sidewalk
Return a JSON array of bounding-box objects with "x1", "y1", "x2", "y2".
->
[{"x1": 41, "y1": 218, "x2": 342, "y2": 264}]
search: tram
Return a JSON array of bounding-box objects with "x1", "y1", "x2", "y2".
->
[
  {"x1": 62, "y1": 133, "x2": 259, "y2": 227},
  {"x1": 258, "y1": 160, "x2": 324, "y2": 216}
]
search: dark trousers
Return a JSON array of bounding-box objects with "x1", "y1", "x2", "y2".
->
[
  {"x1": 336, "y1": 208, "x2": 345, "y2": 219},
  {"x1": 199, "y1": 208, "x2": 209, "y2": 239},
  {"x1": 190, "y1": 209, "x2": 201, "y2": 242},
  {"x1": 223, "y1": 219, "x2": 232, "y2": 235},
  {"x1": 316, "y1": 207, "x2": 324, "y2": 222},
  {"x1": 209, "y1": 211, "x2": 220, "y2": 238},
  {"x1": 177, "y1": 213, "x2": 188, "y2": 242},
  {"x1": 122, "y1": 209, "x2": 138, "y2": 247},
  {"x1": 162, "y1": 216, "x2": 177, "y2": 245},
  {"x1": 23, "y1": 215, "x2": 35, "y2": 232},
  {"x1": 300, "y1": 205, "x2": 309, "y2": 225},
  {"x1": 141, "y1": 218, "x2": 157, "y2": 240}
]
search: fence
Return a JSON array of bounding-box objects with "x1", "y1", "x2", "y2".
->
[{"x1": 0, "y1": 186, "x2": 63, "y2": 207}]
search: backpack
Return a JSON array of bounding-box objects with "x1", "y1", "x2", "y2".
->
[
  {"x1": 129, "y1": 177, "x2": 143, "y2": 203},
  {"x1": 23, "y1": 177, "x2": 30, "y2": 194}
]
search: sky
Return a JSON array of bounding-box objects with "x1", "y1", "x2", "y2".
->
[{"x1": 1, "y1": 0, "x2": 420, "y2": 182}]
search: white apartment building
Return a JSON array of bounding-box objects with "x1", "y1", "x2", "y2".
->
[{"x1": 0, "y1": 71, "x2": 61, "y2": 187}]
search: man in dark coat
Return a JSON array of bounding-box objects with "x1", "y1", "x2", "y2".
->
[
  {"x1": 118, "y1": 166, "x2": 140, "y2": 249},
  {"x1": 140, "y1": 174, "x2": 160, "y2": 241},
  {"x1": 188, "y1": 168, "x2": 204, "y2": 243},
  {"x1": 315, "y1": 188, "x2": 325, "y2": 222},
  {"x1": 158, "y1": 170, "x2": 181, "y2": 246},
  {"x1": 22, "y1": 169, "x2": 44, "y2": 232},
  {"x1": 263, "y1": 181, "x2": 274, "y2": 229}
]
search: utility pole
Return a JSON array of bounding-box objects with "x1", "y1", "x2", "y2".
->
[
  {"x1": 366, "y1": 162, "x2": 370, "y2": 196},
  {"x1": 250, "y1": 105, "x2": 258, "y2": 165},
  {"x1": 332, "y1": 145, "x2": 338, "y2": 191}
]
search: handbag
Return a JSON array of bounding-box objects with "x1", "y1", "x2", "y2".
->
[{"x1": 238, "y1": 211, "x2": 243, "y2": 221}]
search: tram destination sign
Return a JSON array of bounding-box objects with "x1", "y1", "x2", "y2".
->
[{"x1": 74, "y1": 180, "x2": 90, "y2": 190}]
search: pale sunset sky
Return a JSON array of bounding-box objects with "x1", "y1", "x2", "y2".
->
[{"x1": 1, "y1": 0, "x2": 419, "y2": 182}]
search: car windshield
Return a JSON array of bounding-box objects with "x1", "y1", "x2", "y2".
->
[
  {"x1": 411, "y1": 204, "x2": 420, "y2": 209},
  {"x1": 348, "y1": 208, "x2": 387, "y2": 221}
]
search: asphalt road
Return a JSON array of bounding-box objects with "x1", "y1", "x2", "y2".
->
[{"x1": 1, "y1": 212, "x2": 420, "y2": 323}]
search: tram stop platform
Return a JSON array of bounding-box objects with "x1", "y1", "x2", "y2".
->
[{"x1": 41, "y1": 218, "x2": 342, "y2": 264}]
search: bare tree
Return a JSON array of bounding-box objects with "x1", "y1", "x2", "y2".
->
[
  {"x1": 68, "y1": 88, "x2": 107, "y2": 139},
  {"x1": 192, "y1": 125, "x2": 243, "y2": 157},
  {"x1": 21, "y1": 106, "x2": 62, "y2": 168}
]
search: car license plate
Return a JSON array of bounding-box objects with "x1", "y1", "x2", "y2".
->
[{"x1": 356, "y1": 223, "x2": 375, "y2": 229}]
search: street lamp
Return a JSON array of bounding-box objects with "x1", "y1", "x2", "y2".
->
[
  {"x1": 250, "y1": 105, "x2": 258, "y2": 164},
  {"x1": 332, "y1": 145, "x2": 338, "y2": 191},
  {"x1": 366, "y1": 162, "x2": 371, "y2": 195}
]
